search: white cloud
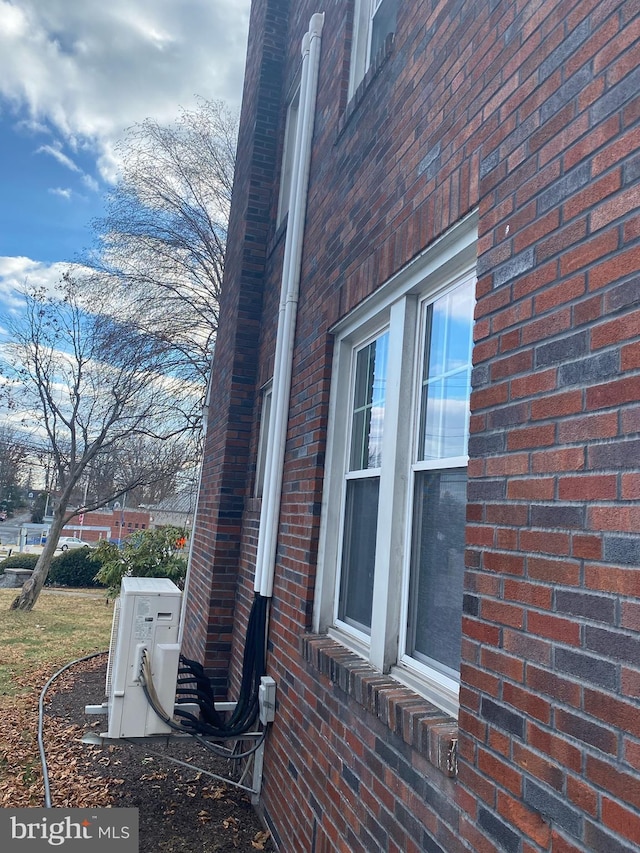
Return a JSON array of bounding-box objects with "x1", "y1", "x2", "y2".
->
[
  {"x1": 0, "y1": 256, "x2": 88, "y2": 308},
  {"x1": 0, "y1": 0, "x2": 250, "y2": 181},
  {"x1": 37, "y1": 142, "x2": 81, "y2": 173},
  {"x1": 37, "y1": 141, "x2": 99, "y2": 197},
  {"x1": 0, "y1": 1, "x2": 26, "y2": 37},
  {"x1": 49, "y1": 187, "x2": 73, "y2": 200},
  {"x1": 82, "y1": 174, "x2": 100, "y2": 193}
]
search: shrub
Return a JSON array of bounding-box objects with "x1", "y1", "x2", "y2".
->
[
  {"x1": 93, "y1": 526, "x2": 188, "y2": 594},
  {"x1": 47, "y1": 547, "x2": 105, "y2": 588},
  {"x1": 0, "y1": 553, "x2": 39, "y2": 572}
]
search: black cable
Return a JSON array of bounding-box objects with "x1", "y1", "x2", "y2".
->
[
  {"x1": 193, "y1": 730, "x2": 267, "y2": 760},
  {"x1": 170, "y1": 594, "x2": 268, "y2": 738},
  {"x1": 38, "y1": 650, "x2": 108, "y2": 808}
]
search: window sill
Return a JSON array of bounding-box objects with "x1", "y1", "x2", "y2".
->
[{"x1": 301, "y1": 633, "x2": 458, "y2": 777}]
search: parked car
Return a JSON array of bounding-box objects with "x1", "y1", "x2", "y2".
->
[{"x1": 56, "y1": 536, "x2": 91, "y2": 551}]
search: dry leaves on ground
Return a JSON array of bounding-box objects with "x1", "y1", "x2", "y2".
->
[{"x1": 0, "y1": 656, "x2": 273, "y2": 852}]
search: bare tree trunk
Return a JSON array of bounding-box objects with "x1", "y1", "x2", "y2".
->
[{"x1": 10, "y1": 507, "x2": 68, "y2": 612}]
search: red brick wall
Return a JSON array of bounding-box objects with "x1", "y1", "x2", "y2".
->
[
  {"x1": 62, "y1": 508, "x2": 150, "y2": 542},
  {"x1": 464, "y1": 0, "x2": 640, "y2": 847},
  {"x1": 180, "y1": 0, "x2": 290, "y2": 691},
  {"x1": 185, "y1": 0, "x2": 640, "y2": 849}
]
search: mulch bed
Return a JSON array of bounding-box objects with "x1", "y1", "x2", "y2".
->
[{"x1": 18, "y1": 656, "x2": 274, "y2": 852}]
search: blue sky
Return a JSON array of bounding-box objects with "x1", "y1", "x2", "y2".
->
[
  {"x1": 0, "y1": 121, "x2": 102, "y2": 262},
  {"x1": 0, "y1": 0, "x2": 250, "y2": 298}
]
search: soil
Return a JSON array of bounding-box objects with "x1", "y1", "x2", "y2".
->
[{"x1": 40, "y1": 656, "x2": 274, "y2": 852}]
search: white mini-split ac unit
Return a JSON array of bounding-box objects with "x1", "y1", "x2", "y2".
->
[
  {"x1": 84, "y1": 575, "x2": 278, "y2": 804},
  {"x1": 90, "y1": 577, "x2": 183, "y2": 738}
]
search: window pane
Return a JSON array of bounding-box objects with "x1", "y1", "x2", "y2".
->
[
  {"x1": 339, "y1": 477, "x2": 380, "y2": 633},
  {"x1": 349, "y1": 333, "x2": 388, "y2": 471},
  {"x1": 277, "y1": 86, "x2": 300, "y2": 224},
  {"x1": 370, "y1": 0, "x2": 397, "y2": 59},
  {"x1": 445, "y1": 282, "x2": 475, "y2": 372},
  {"x1": 418, "y1": 279, "x2": 474, "y2": 462},
  {"x1": 442, "y1": 370, "x2": 471, "y2": 457},
  {"x1": 420, "y1": 370, "x2": 471, "y2": 460},
  {"x1": 407, "y1": 469, "x2": 467, "y2": 675},
  {"x1": 420, "y1": 377, "x2": 443, "y2": 461},
  {"x1": 255, "y1": 386, "x2": 272, "y2": 498}
]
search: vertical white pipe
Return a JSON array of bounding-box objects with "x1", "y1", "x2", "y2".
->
[
  {"x1": 254, "y1": 13, "x2": 324, "y2": 597},
  {"x1": 253, "y1": 26, "x2": 312, "y2": 593}
]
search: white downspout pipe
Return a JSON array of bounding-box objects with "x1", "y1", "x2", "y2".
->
[{"x1": 254, "y1": 13, "x2": 324, "y2": 598}]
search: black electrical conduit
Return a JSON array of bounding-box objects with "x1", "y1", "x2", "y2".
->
[{"x1": 146, "y1": 593, "x2": 269, "y2": 739}]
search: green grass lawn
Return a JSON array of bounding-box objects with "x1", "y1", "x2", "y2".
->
[
  {"x1": 0, "y1": 588, "x2": 114, "y2": 697},
  {"x1": 0, "y1": 588, "x2": 116, "y2": 807}
]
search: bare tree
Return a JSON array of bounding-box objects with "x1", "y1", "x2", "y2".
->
[
  {"x1": 0, "y1": 279, "x2": 197, "y2": 611},
  {"x1": 74, "y1": 438, "x2": 180, "y2": 510},
  {"x1": 0, "y1": 427, "x2": 28, "y2": 513},
  {"x1": 87, "y1": 98, "x2": 237, "y2": 395}
]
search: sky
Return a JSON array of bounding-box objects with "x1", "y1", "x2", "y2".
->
[{"x1": 0, "y1": 0, "x2": 251, "y2": 303}]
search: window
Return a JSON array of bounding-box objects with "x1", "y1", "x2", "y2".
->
[
  {"x1": 404, "y1": 283, "x2": 474, "y2": 685},
  {"x1": 349, "y1": 0, "x2": 398, "y2": 96},
  {"x1": 255, "y1": 382, "x2": 273, "y2": 498},
  {"x1": 338, "y1": 332, "x2": 388, "y2": 632},
  {"x1": 315, "y1": 214, "x2": 477, "y2": 716},
  {"x1": 276, "y1": 84, "x2": 301, "y2": 226}
]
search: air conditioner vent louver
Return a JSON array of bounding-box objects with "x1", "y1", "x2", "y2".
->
[{"x1": 105, "y1": 595, "x2": 121, "y2": 697}]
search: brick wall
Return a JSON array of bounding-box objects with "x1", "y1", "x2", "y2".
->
[
  {"x1": 464, "y1": 0, "x2": 640, "y2": 847},
  {"x1": 185, "y1": 0, "x2": 640, "y2": 849},
  {"x1": 180, "y1": 0, "x2": 290, "y2": 688},
  {"x1": 62, "y1": 508, "x2": 150, "y2": 542}
]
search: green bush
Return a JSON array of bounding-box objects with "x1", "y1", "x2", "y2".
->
[
  {"x1": 0, "y1": 553, "x2": 39, "y2": 572},
  {"x1": 47, "y1": 547, "x2": 105, "y2": 588},
  {"x1": 93, "y1": 527, "x2": 188, "y2": 595}
]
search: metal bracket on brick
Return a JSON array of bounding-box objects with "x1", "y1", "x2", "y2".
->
[{"x1": 447, "y1": 737, "x2": 458, "y2": 777}]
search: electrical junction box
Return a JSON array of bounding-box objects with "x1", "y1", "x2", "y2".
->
[
  {"x1": 259, "y1": 676, "x2": 277, "y2": 725},
  {"x1": 104, "y1": 577, "x2": 182, "y2": 738}
]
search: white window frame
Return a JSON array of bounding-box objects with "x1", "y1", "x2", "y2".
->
[
  {"x1": 314, "y1": 213, "x2": 478, "y2": 717},
  {"x1": 395, "y1": 281, "x2": 474, "y2": 712},
  {"x1": 254, "y1": 381, "x2": 273, "y2": 498},
  {"x1": 276, "y1": 82, "x2": 301, "y2": 226},
  {"x1": 348, "y1": 0, "x2": 398, "y2": 97},
  {"x1": 333, "y1": 326, "x2": 389, "y2": 645}
]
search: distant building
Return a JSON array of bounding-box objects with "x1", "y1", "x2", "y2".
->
[
  {"x1": 146, "y1": 490, "x2": 197, "y2": 531},
  {"x1": 62, "y1": 507, "x2": 152, "y2": 543}
]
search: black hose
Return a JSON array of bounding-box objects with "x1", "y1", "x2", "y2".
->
[{"x1": 38, "y1": 651, "x2": 108, "y2": 808}]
